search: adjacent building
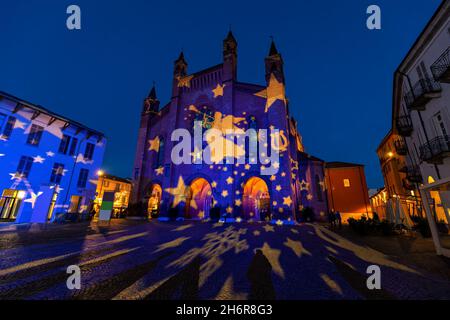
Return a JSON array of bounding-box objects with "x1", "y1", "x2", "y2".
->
[
  {"x1": 376, "y1": 1, "x2": 449, "y2": 252},
  {"x1": 94, "y1": 173, "x2": 132, "y2": 215},
  {"x1": 0, "y1": 91, "x2": 106, "y2": 223},
  {"x1": 132, "y1": 32, "x2": 329, "y2": 222},
  {"x1": 324, "y1": 162, "x2": 371, "y2": 222}
]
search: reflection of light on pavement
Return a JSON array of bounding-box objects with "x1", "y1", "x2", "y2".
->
[
  {"x1": 172, "y1": 224, "x2": 194, "y2": 232},
  {"x1": 258, "y1": 242, "x2": 284, "y2": 279},
  {"x1": 80, "y1": 247, "x2": 141, "y2": 266},
  {"x1": 312, "y1": 225, "x2": 420, "y2": 275},
  {"x1": 167, "y1": 226, "x2": 249, "y2": 287},
  {"x1": 284, "y1": 238, "x2": 311, "y2": 258},
  {"x1": 215, "y1": 275, "x2": 247, "y2": 300},
  {"x1": 94, "y1": 232, "x2": 149, "y2": 247},
  {"x1": 320, "y1": 274, "x2": 343, "y2": 296},
  {"x1": 154, "y1": 237, "x2": 190, "y2": 253}
]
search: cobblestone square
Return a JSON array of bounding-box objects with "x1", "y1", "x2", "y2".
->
[{"x1": 1, "y1": 220, "x2": 449, "y2": 300}]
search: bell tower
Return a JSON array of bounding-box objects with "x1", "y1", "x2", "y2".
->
[
  {"x1": 223, "y1": 31, "x2": 237, "y2": 82},
  {"x1": 265, "y1": 39, "x2": 284, "y2": 84}
]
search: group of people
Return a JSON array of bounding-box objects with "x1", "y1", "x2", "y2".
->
[{"x1": 328, "y1": 209, "x2": 342, "y2": 229}]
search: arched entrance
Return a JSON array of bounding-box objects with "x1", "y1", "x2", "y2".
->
[
  {"x1": 148, "y1": 184, "x2": 162, "y2": 218},
  {"x1": 185, "y1": 178, "x2": 212, "y2": 219},
  {"x1": 243, "y1": 177, "x2": 270, "y2": 221}
]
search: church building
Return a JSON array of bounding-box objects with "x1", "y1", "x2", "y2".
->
[{"x1": 132, "y1": 32, "x2": 329, "y2": 222}]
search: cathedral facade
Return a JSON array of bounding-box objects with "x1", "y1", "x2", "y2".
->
[{"x1": 132, "y1": 32, "x2": 328, "y2": 222}]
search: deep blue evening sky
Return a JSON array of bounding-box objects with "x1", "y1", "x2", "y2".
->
[{"x1": 0, "y1": 0, "x2": 442, "y2": 188}]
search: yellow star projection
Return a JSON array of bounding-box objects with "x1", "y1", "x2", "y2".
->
[
  {"x1": 226, "y1": 176, "x2": 234, "y2": 185},
  {"x1": 155, "y1": 167, "x2": 164, "y2": 176},
  {"x1": 148, "y1": 136, "x2": 160, "y2": 152},
  {"x1": 177, "y1": 75, "x2": 194, "y2": 88},
  {"x1": 283, "y1": 196, "x2": 293, "y2": 207},
  {"x1": 212, "y1": 83, "x2": 225, "y2": 98},
  {"x1": 165, "y1": 176, "x2": 188, "y2": 208},
  {"x1": 254, "y1": 73, "x2": 286, "y2": 113}
]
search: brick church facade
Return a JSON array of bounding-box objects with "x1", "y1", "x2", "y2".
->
[{"x1": 132, "y1": 32, "x2": 329, "y2": 222}]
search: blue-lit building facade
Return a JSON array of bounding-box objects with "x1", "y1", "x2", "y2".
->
[
  {"x1": 0, "y1": 92, "x2": 106, "y2": 223},
  {"x1": 132, "y1": 33, "x2": 329, "y2": 222}
]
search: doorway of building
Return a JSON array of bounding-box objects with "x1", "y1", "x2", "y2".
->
[
  {"x1": 243, "y1": 177, "x2": 270, "y2": 221},
  {"x1": 0, "y1": 189, "x2": 24, "y2": 221},
  {"x1": 186, "y1": 178, "x2": 212, "y2": 219},
  {"x1": 148, "y1": 184, "x2": 162, "y2": 218}
]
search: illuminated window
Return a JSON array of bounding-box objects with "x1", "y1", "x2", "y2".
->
[{"x1": 343, "y1": 179, "x2": 351, "y2": 188}]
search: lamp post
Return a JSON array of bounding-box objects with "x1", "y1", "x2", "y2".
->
[{"x1": 96, "y1": 170, "x2": 105, "y2": 210}]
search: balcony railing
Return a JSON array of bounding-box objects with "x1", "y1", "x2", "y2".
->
[
  {"x1": 419, "y1": 135, "x2": 450, "y2": 164},
  {"x1": 394, "y1": 139, "x2": 408, "y2": 156},
  {"x1": 404, "y1": 78, "x2": 441, "y2": 111},
  {"x1": 405, "y1": 166, "x2": 423, "y2": 184},
  {"x1": 431, "y1": 46, "x2": 450, "y2": 83},
  {"x1": 396, "y1": 115, "x2": 413, "y2": 136}
]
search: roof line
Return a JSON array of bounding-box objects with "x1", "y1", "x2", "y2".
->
[{"x1": 0, "y1": 91, "x2": 105, "y2": 138}]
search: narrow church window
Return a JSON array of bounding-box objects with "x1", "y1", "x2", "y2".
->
[
  {"x1": 315, "y1": 175, "x2": 323, "y2": 202},
  {"x1": 343, "y1": 179, "x2": 351, "y2": 188},
  {"x1": 157, "y1": 137, "x2": 165, "y2": 167}
]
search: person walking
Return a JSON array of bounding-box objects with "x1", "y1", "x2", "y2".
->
[{"x1": 335, "y1": 210, "x2": 342, "y2": 229}]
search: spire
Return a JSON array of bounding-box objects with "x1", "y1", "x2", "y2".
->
[
  {"x1": 174, "y1": 51, "x2": 188, "y2": 77},
  {"x1": 148, "y1": 82, "x2": 157, "y2": 99},
  {"x1": 269, "y1": 38, "x2": 279, "y2": 56},
  {"x1": 223, "y1": 29, "x2": 238, "y2": 81},
  {"x1": 175, "y1": 51, "x2": 186, "y2": 64},
  {"x1": 225, "y1": 30, "x2": 236, "y2": 43}
]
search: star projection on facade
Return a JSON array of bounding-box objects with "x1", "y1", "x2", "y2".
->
[
  {"x1": 270, "y1": 175, "x2": 276, "y2": 181},
  {"x1": 234, "y1": 199, "x2": 242, "y2": 207},
  {"x1": 212, "y1": 83, "x2": 225, "y2": 98},
  {"x1": 299, "y1": 180, "x2": 310, "y2": 191},
  {"x1": 283, "y1": 196, "x2": 293, "y2": 207},
  {"x1": 211, "y1": 181, "x2": 217, "y2": 188},
  {"x1": 33, "y1": 155, "x2": 45, "y2": 163},
  {"x1": 226, "y1": 176, "x2": 234, "y2": 185},
  {"x1": 155, "y1": 166, "x2": 164, "y2": 176},
  {"x1": 254, "y1": 73, "x2": 286, "y2": 113},
  {"x1": 165, "y1": 176, "x2": 189, "y2": 208},
  {"x1": 148, "y1": 136, "x2": 160, "y2": 152},
  {"x1": 284, "y1": 238, "x2": 311, "y2": 258},
  {"x1": 46, "y1": 151, "x2": 55, "y2": 157},
  {"x1": 307, "y1": 194, "x2": 314, "y2": 201},
  {"x1": 275, "y1": 185, "x2": 282, "y2": 191},
  {"x1": 221, "y1": 190, "x2": 229, "y2": 198},
  {"x1": 9, "y1": 173, "x2": 22, "y2": 180},
  {"x1": 176, "y1": 75, "x2": 194, "y2": 88},
  {"x1": 226, "y1": 206, "x2": 233, "y2": 214},
  {"x1": 24, "y1": 191, "x2": 44, "y2": 208},
  {"x1": 14, "y1": 120, "x2": 26, "y2": 129}
]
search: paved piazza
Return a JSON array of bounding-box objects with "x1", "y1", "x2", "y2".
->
[{"x1": 0, "y1": 220, "x2": 449, "y2": 300}]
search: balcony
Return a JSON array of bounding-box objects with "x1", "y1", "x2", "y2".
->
[
  {"x1": 394, "y1": 139, "x2": 408, "y2": 156},
  {"x1": 419, "y1": 135, "x2": 450, "y2": 164},
  {"x1": 431, "y1": 46, "x2": 450, "y2": 83},
  {"x1": 405, "y1": 166, "x2": 423, "y2": 184},
  {"x1": 404, "y1": 78, "x2": 441, "y2": 111},
  {"x1": 396, "y1": 115, "x2": 413, "y2": 137}
]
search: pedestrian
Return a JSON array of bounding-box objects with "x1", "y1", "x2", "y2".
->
[
  {"x1": 328, "y1": 209, "x2": 336, "y2": 229},
  {"x1": 335, "y1": 210, "x2": 342, "y2": 229}
]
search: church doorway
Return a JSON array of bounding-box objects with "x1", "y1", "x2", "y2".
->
[
  {"x1": 148, "y1": 184, "x2": 162, "y2": 218},
  {"x1": 243, "y1": 177, "x2": 270, "y2": 221},
  {"x1": 185, "y1": 178, "x2": 212, "y2": 220}
]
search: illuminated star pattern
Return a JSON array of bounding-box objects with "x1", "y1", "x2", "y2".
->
[
  {"x1": 24, "y1": 191, "x2": 44, "y2": 208},
  {"x1": 155, "y1": 167, "x2": 164, "y2": 176},
  {"x1": 283, "y1": 196, "x2": 292, "y2": 207},
  {"x1": 284, "y1": 238, "x2": 311, "y2": 258},
  {"x1": 254, "y1": 73, "x2": 286, "y2": 113},
  {"x1": 165, "y1": 176, "x2": 188, "y2": 208},
  {"x1": 177, "y1": 75, "x2": 194, "y2": 88},
  {"x1": 33, "y1": 155, "x2": 45, "y2": 163},
  {"x1": 212, "y1": 83, "x2": 225, "y2": 98},
  {"x1": 148, "y1": 136, "x2": 160, "y2": 152}
]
